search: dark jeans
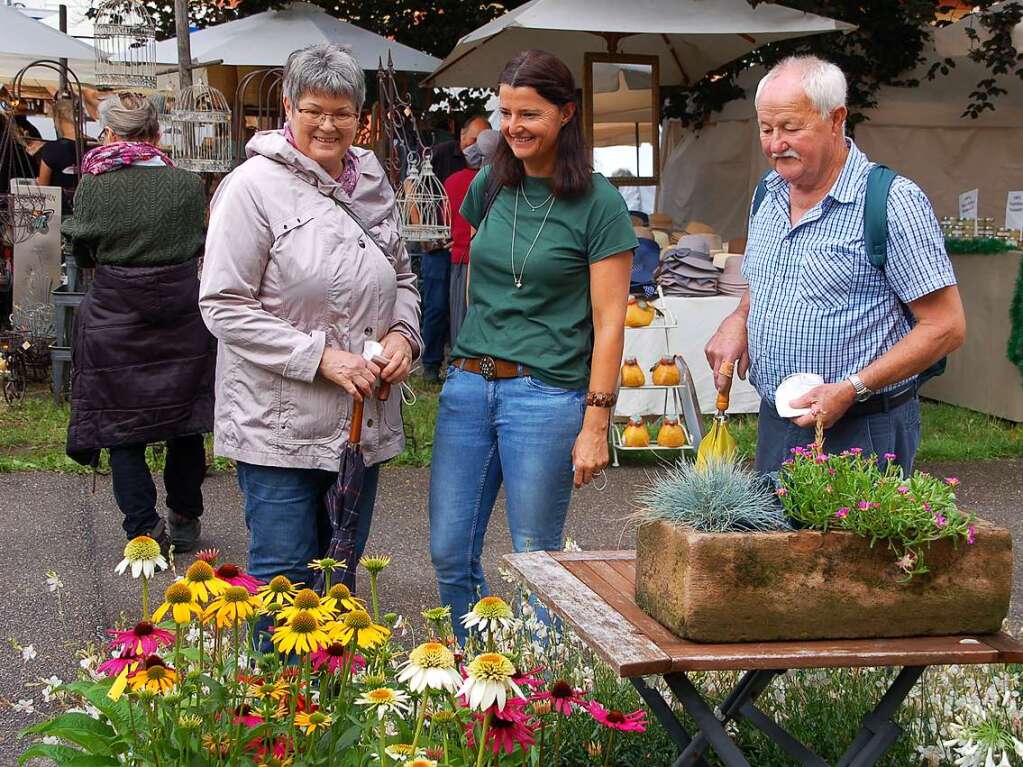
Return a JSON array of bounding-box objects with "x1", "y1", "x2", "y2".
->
[
  {"x1": 449, "y1": 261, "x2": 468, "y2": 348},
  {"x1": 420, "y1": 248, "x2": 451, "y2": 368},
  {"x1": 109, "y1": 433, "x2": 207, "y2": 538},
  {"x1": 755, "y1": 394, "x2": 921, "y2": 477}
]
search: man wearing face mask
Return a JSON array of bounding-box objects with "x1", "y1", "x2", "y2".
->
[
  {"x1": 418, "y1": 115, "x2": 491, "y2": 383},
  {"x1": 705, "y1": 56, "x2": 965, "y2": 477}
]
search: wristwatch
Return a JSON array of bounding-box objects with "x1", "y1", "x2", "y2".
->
[{"x1": 847, "y1": 373, "x2": 873, "y2": 402}]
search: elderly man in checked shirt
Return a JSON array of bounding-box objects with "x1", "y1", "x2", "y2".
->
[{"x1": 706, "y1": 56, "x2": 965, "y2": 476}]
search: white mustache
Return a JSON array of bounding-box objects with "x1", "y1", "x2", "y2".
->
[{"x1": 771, "y1": 149, "x2": 801, "y2": 160}]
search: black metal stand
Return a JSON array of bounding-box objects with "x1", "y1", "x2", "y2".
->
[{"x1": 631, "y1": 666, "x2": 926, "y2": 767}]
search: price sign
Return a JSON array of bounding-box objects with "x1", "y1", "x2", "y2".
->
[
  {"x1": 959, "y1": 189, "x2": 979, "y2": 220},
  {"x1": 1006, "y1": 191, "x2": 1023, "y2": 230}
]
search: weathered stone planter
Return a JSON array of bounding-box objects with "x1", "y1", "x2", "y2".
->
[{"x1": 635, "y1": 518, "x2": 1012, "y2": 643}]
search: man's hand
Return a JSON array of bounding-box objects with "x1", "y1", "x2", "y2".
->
[
  {"x1": 318, "y1": 347, "x2": 380, "y2": 400},
  {"x1": 705, "y1": 311, "x2": 750, "y2": 391},
  {"x1": 379, "y1": 332, "x2": 413, "y2": 385},
  {"x1": 789, "y1": 382, "x2": 857, "y2": 428}
]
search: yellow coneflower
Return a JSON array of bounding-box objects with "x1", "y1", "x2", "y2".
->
[
  {"x1": 255, "y1": 755, "x2": 293, "y2": 767},
  {"x1": 326, "y1": 582, "x2": 365, "y2": 612},
  {"x1": 278, "y1": 588, "x2": 336, "y2": 623},
  {"x1": 356, "y1": 687, "x2": 410, "y2": 720},
  {"x1": 271, "y1": 610, "x2": 331, "y2": 655},
  {"x1": 308, "y1": 557, "x2": 345, "y2": 574},
  {"x1": 203, "y1": 585, "x2": 259, "y2": 628},
  {"x1": 183, "y1": 560, "x2": 228, "y2": 603},
  {"x1": 247, "y1": 678, "x2": 289, "y2": 703},
  {"x1": 294, "y1": 709, "x2": 332, "y2": 735},
  {"x1": 332, "y1": 609, "x2": 390, "y2": 650},
  {"x1": 115, "y1": 535, "x2": 168, "y2": 580},
  {"x1": 403, "y1": 759, "x2": 437, "y2": 767},
  {"x1": 258, "y1": 574, "x2": 300, "y2": 610},
  {"x1": 152, "y1": 581, "x2": 203, "y2": 624},
  {"x1": 202, "y1": 733, "x2": 232, "y2": 759},
  {"x1": 178, "y1": 713, "x2": 203, "y2": 730},
  {"x1": 128, "y1": 656, "x2": 178, "y2": 695}
]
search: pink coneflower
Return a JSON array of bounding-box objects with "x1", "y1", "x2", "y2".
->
[
  {"x1": 108, "y1": 622, "x2": 174, "y2": 656},
  {"x1": 467, "y1": 698, "x2": 536, "y2": 755},
  {"x1": 310, "y1": 642, "x2": 366, "y2": 675},
  {"x1": 214, "y1": 563, "x2": 263, "y2": 595},
  {"x1": 512, "y1": 666, "x2": 544, "y2": 691},
  {"x1": 231, "y1": 704, "x2": 263, "y2": 728},
  {"x1": 194, "y1": 548, "x2": 220, "y2": 565},
  {"x1": 815, "y1": 454, "x2": 828, "y2": 464},
  {"x1": 835, "y1": 508, "x2": 849, "y2": 519},
  {"x1": 967, "y1": 525, "x2": 977, "y2": 545},
  {"x1": 97, "y1": 651, "x2": 140, "y2": 678},
  {"x1": 850, "y1": 448, "x2": 863, "y2": 456},
  {"x1": 533, "y1": 679, "x2": 584, "y2": 716},
  {"x1": 944, "y1": 477, "x2": 960, "y2": 487},
  {"x1": 587, "y1": 701, "x2": 647, "y2": 733}
]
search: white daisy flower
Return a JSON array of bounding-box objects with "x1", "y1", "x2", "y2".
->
[
  {"x1": 455, "y1": 652, "x2": 523, "y2": 712},
  {"x1": 13, "y1": 699, "x2": 34, "y2": 714},
  {"x1": 460, "y1": 596, "x2": 518, "y2": 633},
  {"x1": 21, "y1": 644, "x2": 37, "y2": 662},
  {"x1": 396, "y1": 641, "x2": 463, "y2": 694},
  {"x1": 115, "y1": 536, "x2": 167, "y2": 579},
  {"x1": 356, "y1": 687, "x2": 410, "y2": 720}
]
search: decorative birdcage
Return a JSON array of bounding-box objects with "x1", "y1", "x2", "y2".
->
[
  {"x1": 396, "y1": 152, "x2": 451, "y2": 242},
  {"x1": 232, "y1": 68, "x2": 284, "y2": 165},
  {"x1": 93, "y1": 0, "x2": 157, "y2": 90},
  {"x1": 1, "y1": 97, "x2": 51, "y2": 246},
  {"x1": 171, "y1": 84, "x2": 233, "y2": 174}
]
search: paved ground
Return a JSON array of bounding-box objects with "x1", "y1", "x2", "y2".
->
[{"x1": 1, "y1": 459, "x2": 1020, "y2": 762}]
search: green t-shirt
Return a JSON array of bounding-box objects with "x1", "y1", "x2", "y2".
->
[{"x1": 453, "y1": 168, "x2": 637, "y2": 389}]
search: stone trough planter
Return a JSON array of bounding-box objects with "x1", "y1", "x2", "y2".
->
[{"x1": 635, "y1": 518, "x2": 1013, "y2": 643}]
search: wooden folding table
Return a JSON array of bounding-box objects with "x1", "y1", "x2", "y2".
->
[{"x1": 504, "y1": 550, "x2": 1023, "y2": 767}]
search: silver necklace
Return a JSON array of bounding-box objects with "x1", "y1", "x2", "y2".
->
[
  {"x1": 519, "y1": 181, "x2": 553, "y2": 211},
  {"x1": 511, "y1": 184, "x2": 556, "y2": 289}
]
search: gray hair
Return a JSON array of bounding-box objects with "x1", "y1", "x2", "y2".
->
[
  {"x1": 98, "y1": 92, "x2": 160, "y2": 141},
  {"x1": 284, "y1": 44, "x2": 365, "y2": 111},
  {"x1": 754, "y1": 56, "x2": 847, "y2": 121}
]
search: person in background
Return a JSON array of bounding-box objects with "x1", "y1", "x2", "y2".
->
[
  {"x1": 418, "y1": 114, "x2": 492, "y2": 383},
  {"x1": 443, "y1": 128, "x2": 500, "y2": 348},
  {"x1": 429, "y1": 50, "x2": 636, "y2": 644},
  {"x1": 36, "y1": 98, "x2": 80, "y2": 213},
  {"x1": 705, "y1": 56, "x2": 965, "y2": 476},
  {"x1": 64, "y1": 93, "x2": 214, "y2": 553}
]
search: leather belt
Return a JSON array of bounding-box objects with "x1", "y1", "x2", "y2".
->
[
  {"x1": 845, "y1": 384, "x2": 917, "y2": 419},
  {"x1": 452, "y1": 356, "x2": 530, "y2": 381}
]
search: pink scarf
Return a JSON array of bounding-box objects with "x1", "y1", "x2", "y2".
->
[
  {"x1": 81, "y1": 141, "x2": 175, "y2": 176},
  {"x1": 283, "y1": 125, "x2": 359, "y2": 195}
]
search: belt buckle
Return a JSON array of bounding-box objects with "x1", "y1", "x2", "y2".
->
[{"x1": 479, "y1": 355, "x2": 497, "y2": 381}]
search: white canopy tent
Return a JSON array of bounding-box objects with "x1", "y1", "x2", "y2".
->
[
  {"x1": 657, "y1": 10, "x2": 1023, "y2": 242},
  {"x1": 0, "y1": 3, "x2": 96, "y2": 82},
  {"x1": 153, "y1": 2, "x2": 440, "y2": 72},
  {"x1": 425, "y1": 0, "x2": 854, "y2": 88}
]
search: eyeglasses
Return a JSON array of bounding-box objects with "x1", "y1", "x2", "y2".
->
[{"x1": 296, "y1": 108, "x2": 359, "y2": 128}]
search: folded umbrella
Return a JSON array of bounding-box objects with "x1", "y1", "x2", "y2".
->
[{"x1": 696, "y1": 360, "x2": 737, "y2": 470}]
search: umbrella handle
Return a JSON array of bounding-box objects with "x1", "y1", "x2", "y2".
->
[
  {"x1": 716, "y1": 360, "x2": 735, "y2": 413},
  {"x1": 349, "y1": 397, "x2": 365, "y2": 445},
  {"x1": 378, "y1": 381, "x2": 391, "y2": 401}
]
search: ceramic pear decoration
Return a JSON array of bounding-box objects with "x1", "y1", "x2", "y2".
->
[
  {"x1": 656, "y1": 415, "x2": 688, "y2": 448},
  {"x1": 623, "y1": 415, "x2": 650, "y2": 447},
  {"x1": 620, "y1": 356, "x2": 645, "y2": 387},
  {"x1": 625, "y1": 296, "x2": 655, "y2": 328},
  {"x1": 651, "y1": 355, "x2": 681, "y2": 386}
]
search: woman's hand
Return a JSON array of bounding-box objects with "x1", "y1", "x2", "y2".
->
[
  {"x1": 379, "y1": 331, "x2": 413, "y2": 384},
  {"x1": 571, "y1": 419, "x2": 610, "y2": 488},
  {"x1": 318, "y1": 347, "x2": 380, "y2": 400}
]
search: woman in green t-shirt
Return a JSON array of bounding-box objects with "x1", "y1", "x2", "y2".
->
[{"x1": 428, "y1": 49, "x2": 637, "y2": 643}]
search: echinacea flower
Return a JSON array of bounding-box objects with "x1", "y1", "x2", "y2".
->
[
  {"x1": 194, "y1": 548, "x2": 220, "y2": 565},
  {"x1": 385, "y1": 744, "x2": 424, "y2": 762},
  {"x1": 850, "y1": 448, "x2": 863, "y2": 456},
  {"x1": 326, "y1": 583, "x2": 365, "y2": 612},
  {"x1": 309, "y1": 557, "x2": 345, "y2": 574},
  {"x1": 403, "y1": 759, "x2": 437, "y2": 767},
  {"x1": 232, "y1": 704, "x2": 263, "y2": 728},
  {"x1": 128, "y1": 655, "x2": 177, "y2": 695},
  {"x1": 468, "y1": 698, "x2": 536, "y2": 755},
  {"x1": 258, "y1": 575, "x2": 300, "y2": 610},
  {"x1": 98, "y1": 651, "x2": 141, "y2": 678},
  {"x1": 534, "y1": 679, "x2": 583, "y2": 716},
  {"x1": 115, "y1": 536, "x2": 167, "y2": 579},
  {"x1": 359, "y1": 554, "x2": 392, "y2": 574},
  {"x1": 333, "y1": 609, "x2": 390, "y2": 649},
  {"x1": 108, "y1": 622, "x2": 174, "y2": 656},
  {"x1": 587, "y1": 700, "x2": 647, "y2": 732},
  {"x1": 310, "y1": 642, "x2": 366, "y2": 675},
  {"x1": 214, "y1": 563, "x2": 263, "y2": 595},
  {"x1": 246, "y1": 678, "x2": 288, "y2": 702},
  {"x1": 152, "y1": 581, "x2": 203, "y2": 624},
  {"x1": 280, "y1": 588, "x2": 336, "y2": 623},
  {"x1": 203, "y1": 585, "x2": 260, "y2": 628},
  {"x1": 183, "y1": 560, "x2": 228, "y2": 603},
  {"x1": 356, "y1": 686, "x2": 410, "y2": 720},
  {"x1": 461, "y1": 596, "x2": 517, "y2": 634},
  {"x1": 456, "y1": 652, "x2": 524, "y2": 711},
  {"x1": 271, "y1": 610, "x2": 331, "y2": 656},
  {"x1": 396, "y1": 641, "x2": 462, "y2": 693},
  {"x1": 294, "y1": 709, "x2": 332, "y2": 734}
]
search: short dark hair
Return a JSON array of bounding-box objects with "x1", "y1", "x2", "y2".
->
[{"x1": 490, "y1": 50, "x2": 591, "y2": 199}]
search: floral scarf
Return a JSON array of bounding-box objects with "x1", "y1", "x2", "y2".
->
[
  {"x1": 283, "y1": 125, "x2": 359, "y2": 196},
  {"x1": 81, "y1": 141, "x2": 175, "y2": 176}
]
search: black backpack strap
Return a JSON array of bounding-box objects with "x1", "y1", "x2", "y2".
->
[
  {"x1": 750, "y1": 170, "x2": 772, "y2": 218},
  {"x1": 864, "y1": 164, "x2": 897, "y2": 269}
]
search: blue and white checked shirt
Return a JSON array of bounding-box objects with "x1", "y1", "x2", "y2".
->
[{"x1": 743, "y1": 140, "x2": 957, "y2": 404}]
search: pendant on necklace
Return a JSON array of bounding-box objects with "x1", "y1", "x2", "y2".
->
[{"x1": 514, "y1": 280, "x2": 522, "y2": 289}]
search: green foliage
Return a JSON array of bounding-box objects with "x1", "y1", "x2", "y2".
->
[
  {"x1": 633, "y1": 457, "x2": 787, "y2": 532},
  {"x1": 778, "y1": 447, "x2": 974, "y2": 579},
  {"x1": 944, "y1": 237, "x2": 1017, "y2": 254}
]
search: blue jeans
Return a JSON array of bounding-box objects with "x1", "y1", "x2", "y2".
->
[
  {"x1": 236, "y1": 461, "x2": 380, "y2": 650},
  {"x1": 420, "y1": 249, "x2": 451, "y2": 368},
  {"x1": 755, "y1": 395, "x2": 921, "y2": 477},
  {"x1": 428, "y1": 366, "x2": 586, "y2": 643}
]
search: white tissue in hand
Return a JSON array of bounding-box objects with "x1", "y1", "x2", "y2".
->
[
  {"x1": 775, "y1": 373, "x2": 825, "y2": 418},
  {"x1": 362, "y1": 340, "x2": 384, "y2": 362}
]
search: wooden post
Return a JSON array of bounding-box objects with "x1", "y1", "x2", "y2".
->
[
  {"x1": 58, "y1": 5, "x2": 68, "y2": 93},
  {"x1": 174, "y1": 0, "x2": 193, "y2": 89}
]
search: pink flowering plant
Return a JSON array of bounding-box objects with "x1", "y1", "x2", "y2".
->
[{"x1": 778, "y1": 445, "x2": 975, "y2": 580}]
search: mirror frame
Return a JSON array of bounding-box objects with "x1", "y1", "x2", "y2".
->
[{"x1": 583, "y1": 52, "x2": 660, "y2": 187}]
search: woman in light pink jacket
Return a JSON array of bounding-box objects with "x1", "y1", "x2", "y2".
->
[{"x1": 199, "y1": 44, "x2": 421, "y2": 629}]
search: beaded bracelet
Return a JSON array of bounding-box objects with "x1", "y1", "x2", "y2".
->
[{"x1": 585, "y1": 391, "x2": 618, "y2": 408}]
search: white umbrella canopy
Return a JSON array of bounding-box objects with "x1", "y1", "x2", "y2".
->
[
  {"x1": 0, "y1": 4, "x2": 97, "y2": 82},
  {"x1": 153, "y1": 2, "x2": 440, "y2": 72},
  {"x1": 425, "y1": 0, "x2": 855, "y2": 88}
]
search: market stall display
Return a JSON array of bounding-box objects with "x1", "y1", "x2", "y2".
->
[{"x1": 92, "y1": 0, "x2": 156, "y2": 90}]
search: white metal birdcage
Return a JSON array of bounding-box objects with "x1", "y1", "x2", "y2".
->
[
  {"x1": 93, "y1": 0, "x2": 156, "y2": 90},
  {"x1": 396, "y1": 153, "x2": 451, "y2": 243},
  {"x1": 171, "y1": 84, "x2": 233, "y2": 174}
]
